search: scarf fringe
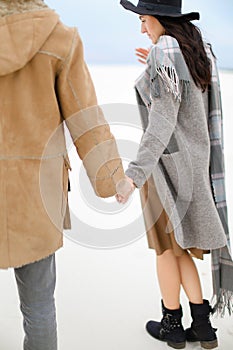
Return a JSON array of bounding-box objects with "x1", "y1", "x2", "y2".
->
[
  {"x1": 155, "y1": 65, "x2": 190, "y2": 102},
  {"x1": 211, "y1": 289, "x2": 233, "y2": 317},
  {"x1": 156, "y1": 65, "x2": 181, "y2": 101}
]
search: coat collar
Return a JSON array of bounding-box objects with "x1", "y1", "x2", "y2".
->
[{"x1": 0, "y1": 0, "x2": 48, "y2": 17}]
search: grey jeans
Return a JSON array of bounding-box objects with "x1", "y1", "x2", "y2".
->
[{"x1": 14, "y1": 254, "x2": 57, "y2": 350}]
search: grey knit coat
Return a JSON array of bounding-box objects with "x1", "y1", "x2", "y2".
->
[{"x1": 125, "y1": 35, "x2": 227, "y2": 251}]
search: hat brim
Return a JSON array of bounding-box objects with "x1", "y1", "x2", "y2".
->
[{"x1": 120, "y1": 0, "x2": 200, "y2": 21}]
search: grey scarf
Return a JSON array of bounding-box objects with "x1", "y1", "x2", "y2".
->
[{"x1": 206, "y1": 43, "x2": 233, "y2": 316}]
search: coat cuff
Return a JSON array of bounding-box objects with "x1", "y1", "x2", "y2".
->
[
  {"x1": 125, "y1": 167, "x2": 146, "y2": 189},
  {"x1": 92, "y1": 159, "x2": 125, "y2": 198}
]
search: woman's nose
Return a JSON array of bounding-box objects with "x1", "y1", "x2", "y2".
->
[{"x1": 141, "y1": 24, "x2": 147, "y2": 34}]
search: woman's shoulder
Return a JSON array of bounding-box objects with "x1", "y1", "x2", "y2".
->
[
  {"x1": 147, "y1": 35, "x2": 191, "y2": 101},
  {"x1": 149, "y1": 35, "x2": 182, "y2": 62},
  {"x1": 156, "y1": 35, "x2": 180, "y2": 50},
  {"x1": 148, "y1": 35, "x2": 189, "y2": 79}
]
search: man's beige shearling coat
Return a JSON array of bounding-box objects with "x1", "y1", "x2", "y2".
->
[{"x1": 0, "y1": 4, "x2": 124, "y2": 268}]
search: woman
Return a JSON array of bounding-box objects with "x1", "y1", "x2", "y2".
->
[{"x1": 117, "y1": 0, "x2": 233, "y2": 349}]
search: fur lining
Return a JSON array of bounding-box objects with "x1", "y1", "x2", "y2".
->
[{"x1": 0, "y1": 0, "x2": 48, "y2": 17}]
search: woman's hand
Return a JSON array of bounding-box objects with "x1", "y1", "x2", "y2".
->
[
  {"x1": 135, "y1": 47, "x2": 150, "y2": 65},
  {"x1": 115, "y1": 176, "x2": 135, "y2": 204}
]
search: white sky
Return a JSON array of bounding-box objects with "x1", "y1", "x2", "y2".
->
[{"x1": 46, "y1": 0, "x2": 233, "y2": 68}]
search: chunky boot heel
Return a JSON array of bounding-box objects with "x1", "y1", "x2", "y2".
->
[
  {"x1": 200, "y1": 339, "x2": 218, "y2": 349},
  {"x1": 185, "y1": 300, "x2": 218, "y2": 349},
  {"x1": 167, "y1": 340, "x2": 186, "y2": 349},
  {"x1": 146, "y1": 300, "x2": 186, "y2": 349}
]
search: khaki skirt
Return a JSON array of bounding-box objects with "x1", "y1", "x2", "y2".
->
[{"x1": 140, "y1": 176, "x2": 209, "y2": 260}]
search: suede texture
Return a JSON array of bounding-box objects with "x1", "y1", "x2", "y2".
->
[{"x1": 0, "y1": 9, "x2": 124, "y2": 268}]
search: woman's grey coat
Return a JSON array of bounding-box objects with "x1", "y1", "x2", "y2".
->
[{"x1": 125, "y1": 35, "x2": 227, "y2": 251}]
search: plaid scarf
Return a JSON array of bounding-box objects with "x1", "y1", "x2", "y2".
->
[
  {"x1": 206, "y1": 44, "x2": 233, "y2": 316},
  {"x1": 147, "y1": 36, "x2": 233, "y2": 316}
]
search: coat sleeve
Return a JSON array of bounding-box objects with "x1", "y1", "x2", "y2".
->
[
  {"x1": 56, "y1": 29, "x2": 124, "y2": 197},
  {"x1": 125, "y1": 76, "x2": 181, "y2": 188}
]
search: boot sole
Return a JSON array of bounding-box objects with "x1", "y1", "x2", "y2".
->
[
  {"x1": 167, "y1": 340, "x2": 186, "y2": 349},
  {"x1": 187, "y1": 339, "x2": 218, "y2": 349},
  {"x1": 201, "y1": 339, "x2": 218, "y2": 349}
]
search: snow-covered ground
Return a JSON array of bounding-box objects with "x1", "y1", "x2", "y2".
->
[{"x1": 0, "y1": 66, "x2": 232, "y2": 349}]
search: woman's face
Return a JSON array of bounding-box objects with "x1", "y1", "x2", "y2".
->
[{"x1": 139, "y1": 15, "x2": 165, "y2": 44}]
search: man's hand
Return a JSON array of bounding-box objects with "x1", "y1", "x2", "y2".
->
[{"x1": 115, "y1": 176, "x2": 135, "y2": 204}]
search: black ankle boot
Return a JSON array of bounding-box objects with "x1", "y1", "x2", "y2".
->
[
  {"x1": 185, "y1": 299, "x2": 218, "y2": 349},
  {"x1": 146, "y1": 300, "x2": 186, "y2": 349}
]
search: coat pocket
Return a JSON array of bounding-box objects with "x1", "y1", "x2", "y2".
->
[
  {"x1": 62, "y1": 155, "x2": 72, "y2": 217},
  {"x1": 160, "y1": 151, "x2": 193, "y2": 202}
]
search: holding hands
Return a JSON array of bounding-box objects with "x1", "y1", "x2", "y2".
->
[{"x1": 115, "y1": 176, "x2": 135, "y2": 204}]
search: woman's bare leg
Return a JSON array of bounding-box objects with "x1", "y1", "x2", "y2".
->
[
  {"x1": 177, "y1": 251, "x2": 203, "y2": 304},
  {"x1": 156, "y1": 249, "x2": 181, "y2": 309},
  {"x1": 156, "y1": 249, "x2": 203, "y2": 309}
]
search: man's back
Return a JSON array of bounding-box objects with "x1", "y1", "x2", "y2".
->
[{"x1": 0, "y1": 6, "x2": 124, "y2": 269}]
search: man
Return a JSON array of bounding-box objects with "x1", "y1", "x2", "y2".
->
[{"x1": 0, "y1": 0, "x2": 126, "y2": 349}]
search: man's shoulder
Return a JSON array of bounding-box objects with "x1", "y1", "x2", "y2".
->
[{"x1": 40, "y1": 20, "x2": 80, "y2": 61}]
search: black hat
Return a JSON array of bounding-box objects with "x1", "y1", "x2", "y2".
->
[{"x1": 120, "y1": 0, "x2": 200, "y2": 22}]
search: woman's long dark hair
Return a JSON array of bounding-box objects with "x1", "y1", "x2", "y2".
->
[{"x1": 157, "y1": 17, "x2": 211, "y2": 92}]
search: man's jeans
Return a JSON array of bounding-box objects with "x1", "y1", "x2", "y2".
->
[{"x1": 14, "y1": 254, "x2": 57, "y2": 350}]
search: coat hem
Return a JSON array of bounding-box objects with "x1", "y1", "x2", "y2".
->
[{"x1": 1, "y1": 242, "x2": 63, "y2": 270}]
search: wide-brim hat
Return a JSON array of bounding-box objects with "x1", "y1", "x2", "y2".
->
[{"x1": 120, "y1": 0, "x2": 200, "y2": 22}]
